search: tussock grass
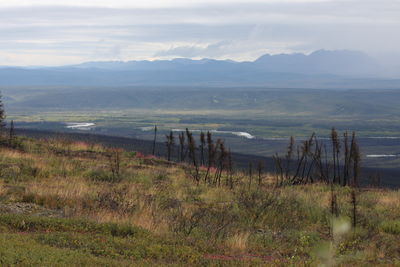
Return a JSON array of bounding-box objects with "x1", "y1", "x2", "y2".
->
[{"x1": 226, "y1": 232, "x2": 251, "y2": 252}]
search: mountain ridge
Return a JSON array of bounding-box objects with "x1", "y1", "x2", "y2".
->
[
  {"x1": 70, "y1": 49, "x2": 378, "y2": 74},
  {"x1": 0, "y1": 50, "x2": 398, "y2": 87}
]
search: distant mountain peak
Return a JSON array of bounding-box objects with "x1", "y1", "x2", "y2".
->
[
  {"x1": 253, "y1": 49, "x2": 379, "y2": 76},
  {"x1": 0, "y1": 49, "x2": 393, "y2": 87}
]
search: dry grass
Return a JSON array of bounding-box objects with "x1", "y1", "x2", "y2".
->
[
  {"x1": 0, "y1": 136, "x2": 399, "y2": 265},
  {"x1": 130, "y1": 209, "x2": 169, "y2": 234},
  {"x1": 68, "y1": 141, "x2": 103, "y2": 152},
  {"x1": 27, "y1": 177, "x2": 96, "y2": 200},
  {"x1": 376, "y1": 189, "x2": 400, "y2": 208},
  {"x1": 226, "y1": 232, "x2": 250, "y2": 252},
  {"x1": 0, "y1": 180, "x2": 5, "y2": 196},
  {"x1": 0, "y1": 148, "x2": 33, "y2": 160}
]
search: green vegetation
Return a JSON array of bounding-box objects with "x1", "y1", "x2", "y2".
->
[
  {"x1": 5, "y1": 87, "x2": 400, "y2": 172},
  {"x1": 0, "y1": 135, "x2": 399, "y2": 266},
  {"x1": 6, "y1": 87, "x2": 400, "y2": 138}
]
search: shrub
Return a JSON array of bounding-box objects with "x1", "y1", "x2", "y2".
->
[
  {"x1": 153, "y1": 171, "x2": 169, "y2": 183},
  {"x1": 95, "y1": 186, "x2": 136, "y2": 214},
  {"x1": 0, "y1": 166, "x2": 21, "y2": 182},
  {"x1": 0, "y1": 213, "x2": 146, "y2": 237},
  {"x1": 85, "y1": 168, "x2": 120, "y2": 183},
  {"x1": 380, "y1": 220, "x2": 400, "y2": 235}
]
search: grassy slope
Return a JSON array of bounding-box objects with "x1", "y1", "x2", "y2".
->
[{"x1": 0, "y1": 136, "x2": 399, "y2": 266}]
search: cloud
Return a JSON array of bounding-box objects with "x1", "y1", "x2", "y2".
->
[
  {"x1": 0, "y1": 1, "x2": 399, "y2": 65},
  {"x1": 0, "y1": 0, "x2": 332, "y2": 9},
  {"x1": 154, "y1": 41, "x2": 230, "y2": 58},
  {"x1": 153, "y1": 40, "x2": 302, "y2": 60}
]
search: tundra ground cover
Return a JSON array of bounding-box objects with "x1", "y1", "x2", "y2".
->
[{"x1": 0, "y1": 136, "x2": 399, "y2": 266}]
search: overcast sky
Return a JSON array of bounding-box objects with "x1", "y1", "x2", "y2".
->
[{"x1": 0, "y1": 0, "x2": 399, "y2": 65}]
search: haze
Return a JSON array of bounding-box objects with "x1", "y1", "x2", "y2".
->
[{"x1": 0, "y1": 0, "x2": 399, "y2": 67}]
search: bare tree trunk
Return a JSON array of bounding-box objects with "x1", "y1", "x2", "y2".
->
[
  {"x1": 343, "y1": 132, "x2": 349, "y2": 186},
  {"x1": 331, "y1": 128, "x2": 338, "y2": 184},
  {"x1": 152, "y1": 125, "x2": 157, "y2": 156},
  {"x1": 248, "y1": 162, "x2": 252, "y2": 190},
  {"x1": 200, "y1": 132, "x2": 205, "y2": 166},
  {"x1": 351, "y1": 189, "x2": 357, "y2": 228},
  {"x1": 257, "y1": 160, "x2": 264, "y2": 186}
]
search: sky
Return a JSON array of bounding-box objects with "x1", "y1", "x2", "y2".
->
[{"x1": 0, "y1": 0, "x2": 399, "y2": 65}]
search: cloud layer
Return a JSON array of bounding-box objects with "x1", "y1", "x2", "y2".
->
[{"x1": 0, "y1": 0, "x2": 399, "y2": 65}]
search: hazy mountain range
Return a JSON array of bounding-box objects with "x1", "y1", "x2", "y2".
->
[{"x1": 1, "y1": 50, "x2": 399, "y2": 88}]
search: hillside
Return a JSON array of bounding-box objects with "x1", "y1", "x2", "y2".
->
[
  {"x1": 14, "y1": 128, "x2": 400, "y2": 188},
  {"x1": 0, "y1": 135, "x2": 399, "y2": 266}
]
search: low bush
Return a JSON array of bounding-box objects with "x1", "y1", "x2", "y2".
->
[
  {"x1": 0, "y1": 213, "x2": 147, "y2": 238},
  {"x1": 380, "y1": 220, "x2": 400, "y2": 235},
  {"x1": 85, "y1": 168, "x2": 119, "y2": 183}
]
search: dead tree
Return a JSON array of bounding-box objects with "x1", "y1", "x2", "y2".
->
[
  {"x1": 214, "y1": 139, "x2": 226, "y2": 187},
  {"x1": 313, "y1": 137, "x2": 325, "y2": 182},
  {"x1": 274, "y1": 130, "x2": 361, "y2": 187},
  {"x1": 109, "y1": 148, "x2": 122, "y2": 182},
  {"x1": 350, "y1": 189, "x2": 357, "y2": 228},
  {"x1": 186, "y1": 128, "x2": 200, "y2": 182},
  {"x1": 204, "y1": 131, "x2": 216, "y2": 183},
  {"x1": 290, "y1": 146, "x2": 305, "y2": 184},
  {"x1": 200, "y1": 131, "x2": 206, "y2": 166},
  {"x1": 179, "y1": 132, "x2": 185, "y2": 162},
  {"x1": 9, "y1": 120, "x2": 15, "y2": 147},
  {"x1": 303, "y1": 134, "x2": 317, "y2": 184},
  {"x1": 342, "y1": 132, "x2": 350, "y2": 186},
  {"x1": 0, "y1": 92, "x2": 5, "y2": 132},
  {"x1": 285, "y1": 136, "x2": 295, "y2": 181},
  {"x1": 165, "y1": 131, "x2": 175, "y2": 161},
  {"x1": 257, "y1": 160, "x2": 264, "y2": 186},
  {"x1": 348, "y1": 132, "x2": 360, "y2": 229},
  {"x1": 227, "y1": 149, "x2": 234, "y2": 189},
  {"x1": 152, "y1": 125, "x2": 157, "y2": 156},
  {"x1": 350, "y1": 132, "x2": 361, "y2": 187},
  {"x1": 336, "y1": 137, "x2": 341, "y2": 185},
  {"x1": 330, "y1": 186, "x2": 339, "y2": 217},
  {"x1": 248, "y1": 162, "x2": 253, "y2": 190},
  {"x1": 331, "y1": 128, "x2": 339, "y2": 184},
  {"x1": 273, "y1": 153, "x2": 284, "y2": 187},
  {"x1": 291, "y1": 133, "x2": 315, "y2": 185}
]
